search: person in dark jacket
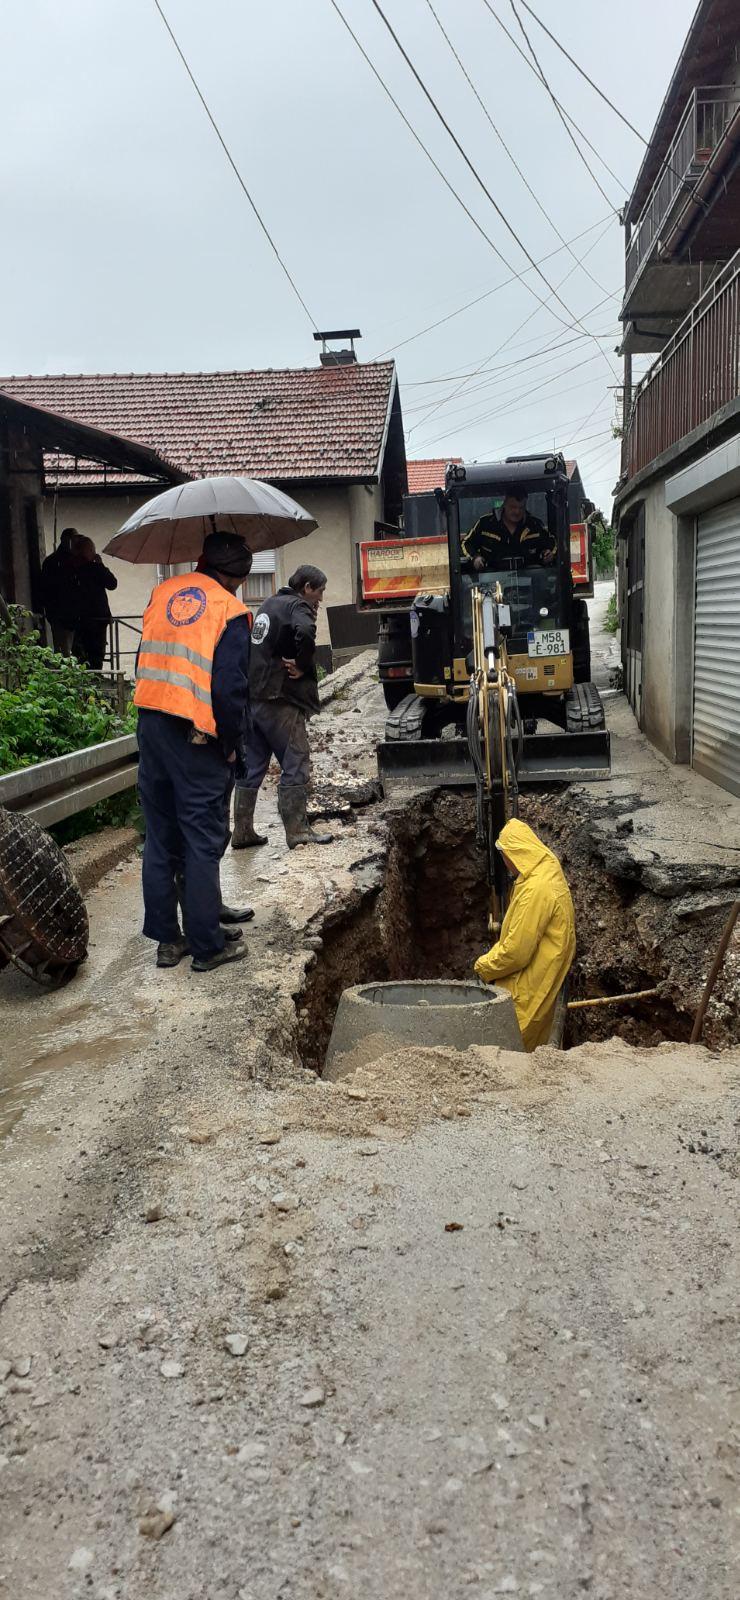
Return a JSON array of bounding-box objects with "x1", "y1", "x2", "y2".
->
[
  {"x1": 39, "y1": 528, "x2": 84, "y2": 656},
  {"x1": 461, "y1": 488, "x2": 557, "y2": 570},
  {"x1": 135, "y1": 531, "x2": 252, "y2": 972},
  {"x1": 72, "y1": 536, "x2": 117, "y2": 669},
  {"x1": 232, "y1": 564, "x2": 331, "y2": 851}
]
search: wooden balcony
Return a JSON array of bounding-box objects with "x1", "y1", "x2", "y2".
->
[{"x1": 622, "y1": 252, "x2": 740, "y2": 481}]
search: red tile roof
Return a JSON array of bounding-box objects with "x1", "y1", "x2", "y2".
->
[
  {"x1": 406, "y1": 457, "x2": 462, "y2": 493},
  {"x1": 0, "y1": 364, "x2": 399, "y2": 488}
]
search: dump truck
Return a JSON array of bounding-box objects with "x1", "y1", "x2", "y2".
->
[{"x1": 366, "y1": 453, "x2": 609, "y2": 791}]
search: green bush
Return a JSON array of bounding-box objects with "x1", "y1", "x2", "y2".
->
[
  {"x1": 592, "y1": 521, "x2": 616, "y2": 579},
  {"x1": 0, "y1": 609, "x2": 131, "y2": 776},
  {"x1": 604, "y1": 591, "x2": 619, "y2": 634}
]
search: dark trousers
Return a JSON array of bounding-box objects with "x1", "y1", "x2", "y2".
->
[
  {"x1": 74, "y1": 620, "x2": 108, "y2": 671},
  {"x1": 238, "y1": 699, "x2": 311, "y2": 789},
  {"x1": 49, "y1": 621, "x2": 76, "y2": 657},
  {"x1": 137, "y1": 710, "x2": 230, "y2": 959}
]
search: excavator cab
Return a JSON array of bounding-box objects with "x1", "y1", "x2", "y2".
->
[{"x1": 378, "y1": 454, "x2": 610, "y2": 791}]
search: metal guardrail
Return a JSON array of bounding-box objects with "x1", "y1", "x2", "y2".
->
[{"x1": 0, "y1": 736, "x2": 139, "y2": 828}]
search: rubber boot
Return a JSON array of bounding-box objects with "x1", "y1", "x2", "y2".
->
[
  {"x1": 278, "y1": 785, "x2": 332, "y2": 849},
  {"x1": 231, "y1": 787, "x2": 268, "y2": 850}
]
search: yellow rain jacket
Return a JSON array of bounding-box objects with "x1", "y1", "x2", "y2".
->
[{"x1": 474, "y1": 818, "x2": 576, "y2": 1050}]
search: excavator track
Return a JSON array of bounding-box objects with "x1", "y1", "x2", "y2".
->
[{"x1": 564, "y1": 681, "x2": 607, "y2": 734}]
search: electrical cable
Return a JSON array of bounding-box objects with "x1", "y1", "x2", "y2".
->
[
  {"x1": 418, "y1": 365, "x2": 608, "y2": 452},
  {"x1": 423, "y1": 0, "x2": 614, "y2": 299},
  {"x1": 407, "y1": 221, "x2": 616, "y2": 439},
  {"x1": 507, "y1": 0, "x2": 617, "y2": 211},
  {"x1": 372, "y1": 213, "x2": 615, "y2": 359},
  {"x1": 365, "y1": 0, "x2": 618, "y2": 370},
  {"x1": 480, "y1": 0, "x2": 628, "y2": 194},
  {"x1": 517, "y1": 0, "x2": 647, "y2": 144},
  {"x1": 151, "y1": 0, "x2": 318, "y2": 329},
  {"x1": 402, "y1": 328, "x2": 618, "y2": 400},
  {"x1": 470, "y1": 402, "x2": 613, "y2": 461},
  {"x1": 328, "y1": 0, "x2": 567, "y2": 326},
  {"x1": 512, "y1": 0, "x2": 709, "y2": 202},
  {"x1": 409, "y1": 349, "x2": 604, "y2": 432}
]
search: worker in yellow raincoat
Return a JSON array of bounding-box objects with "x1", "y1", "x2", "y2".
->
[{"x1": 474, "y1": 818, "x2": 576, "y2": 1050}]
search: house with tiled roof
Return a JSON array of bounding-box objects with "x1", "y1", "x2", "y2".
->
[
  {"x1": 406, "y1": 458, "x2": 462, "y2": 494},
  {"x1": 1, "y1": 356, "x2": 407, "y2": 656}
]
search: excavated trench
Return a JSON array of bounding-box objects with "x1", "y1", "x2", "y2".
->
[{"x1": 294, "y1": 787, "x2": 736, "y2": 1075}]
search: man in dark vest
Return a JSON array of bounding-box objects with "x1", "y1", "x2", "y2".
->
[
  {"x1": 232, "y1": 565, "x2": 332, "y2": 851},
  {"x1": 461, "y1": 487, "x2": 557, "y2": 570}
]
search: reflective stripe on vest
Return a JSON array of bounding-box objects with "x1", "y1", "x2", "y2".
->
[
  {"x1": 133, "y1": 572, "x2": 246, "y2": 736},
  {"x1": 135, "y1": 666, "x2": 213, "y2": 707},
  {"x1": 138, "y1": 638, "x2": 214, "y2": 675}
]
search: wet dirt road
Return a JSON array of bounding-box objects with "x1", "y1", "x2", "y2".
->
[{"x1": 0, "y1": 663, "x2": 737, "y2": 1600}]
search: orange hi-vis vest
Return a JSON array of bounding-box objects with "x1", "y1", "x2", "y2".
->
[{"x1": 134, "y1": 572, "x2": 247, "y2": 738}]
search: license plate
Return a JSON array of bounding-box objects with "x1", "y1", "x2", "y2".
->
[{"x1": 527, "y1": 627, "x2": 569, "y2": 658}]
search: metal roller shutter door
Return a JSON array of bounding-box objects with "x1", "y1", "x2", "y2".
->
[{"x1": 693, "y1": 500, "x2": 740, "y2": 796}]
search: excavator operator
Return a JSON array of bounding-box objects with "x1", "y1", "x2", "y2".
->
[
  {"x1": 473, "y1": 819, "x2": 576, "y2": 1050},
  {"x1": 461, "y1": 487, "x2": 557, "y2": 571}
]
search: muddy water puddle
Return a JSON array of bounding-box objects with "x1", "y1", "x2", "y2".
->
[{"x1": 0, "y1": 1021, "x2": 152, "y2": 1140}]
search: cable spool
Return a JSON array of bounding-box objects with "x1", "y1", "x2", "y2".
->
[{"x1": 0, "y1": 807, "x2": 88, "y2": 987}]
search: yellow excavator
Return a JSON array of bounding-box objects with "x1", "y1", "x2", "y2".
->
[{"x1": 375, "y1": 454, "x2": 611, "y2": 928}]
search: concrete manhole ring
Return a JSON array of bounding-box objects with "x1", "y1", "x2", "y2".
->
[{"x1": 324, "y1": 978, "x2": 524, "y2": 1079}]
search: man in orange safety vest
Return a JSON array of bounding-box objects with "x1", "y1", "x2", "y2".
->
[{"x1": 134, "y1": 530, "x2": 252, "y2": 972}]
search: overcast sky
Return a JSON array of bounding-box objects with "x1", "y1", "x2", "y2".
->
[{"x1": 1, "y1": 0, "x2": 697, "y2": 512}]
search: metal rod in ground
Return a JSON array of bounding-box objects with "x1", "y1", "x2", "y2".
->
[
  {"x1": 567, "y1": 988, "x2": 659, "y2": 1011},
  {"x1": 690, "y1": 899, "x2": 740, "y2": 1044}
]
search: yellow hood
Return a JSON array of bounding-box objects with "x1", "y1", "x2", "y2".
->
[{"x1": 496, "y1": 818, "x2": 553, "y2": 879}]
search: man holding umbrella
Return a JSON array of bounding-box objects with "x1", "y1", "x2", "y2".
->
[
  {"x1": 105, "y1": 473, "x2": 320, "y2": 966},
  {"x1": 134, "y1": 531, "x2": 252, "y2": 972}
]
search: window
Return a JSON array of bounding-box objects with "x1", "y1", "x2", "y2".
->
[{"x1": 242, "y1": 571, "x2": 276, "y2": 608}]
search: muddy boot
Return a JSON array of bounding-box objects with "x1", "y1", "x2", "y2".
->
[
  {"x1": 191, "y1": 943, "x2": 248, "y2": 974},
  {"x1": 278, "y1": 785, "x2": 332, "y2": 849},
  {"x1": 220, "y1": 900, "x2": 254, "y2": 924},
  {"x1": 231, "y1": 787, "x2": 267, "y2": 850},
  {"x1": 156, "y1": 935, "x2": 190, "y2": 968}
]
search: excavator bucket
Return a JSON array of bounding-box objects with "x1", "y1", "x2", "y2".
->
[{"x1": 377, "y1": 728, "x2": 610, "y2": 794}]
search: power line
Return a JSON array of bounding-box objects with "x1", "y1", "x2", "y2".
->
[
  {"x1": 403, "y1": 327, "x2": 618, "y2": 395},
  {"x1": 417, "y1": 363, "x2": 608, "y2": 451},
  {"x1": 517, "y1": 0, "x2": 646, "y2": 143},
  {"x1": 476, "y1": 403, "x2": 613, "y2": 460},
  {"x1": 407, "y1": 219, "x2": 616, "y2": 438},
  {"x1": 151, "y1": 0, "x2": 318, "y2": 329},
  {"x1": 511, "y1": 1, "x2": 707, "y2": 204},
  {"x1": 507, "y1": 0, "x2": 617, "y2": 211},
  {"x1": 327, "y1": 0, "x2": 561, "y2": 318},
  {"x1": 480, "y1": 0, "x2": 628, "y2": 194},
  {"x1": 423, "y1": 0, "x2": 614, "y2": 299},
  {"x1": 365, "y1": 0, "x2": 617, "y2": 369},
  {"x1": 372, "y1": 213, "x2": 615, "y2": 359},
  {"x1": 405, "y1": 339, "x2": 615, "y2": 423}
]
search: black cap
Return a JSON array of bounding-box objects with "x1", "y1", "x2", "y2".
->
[{"x1": 201, "y1": 531, "x2": 253, "y2": 577}]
